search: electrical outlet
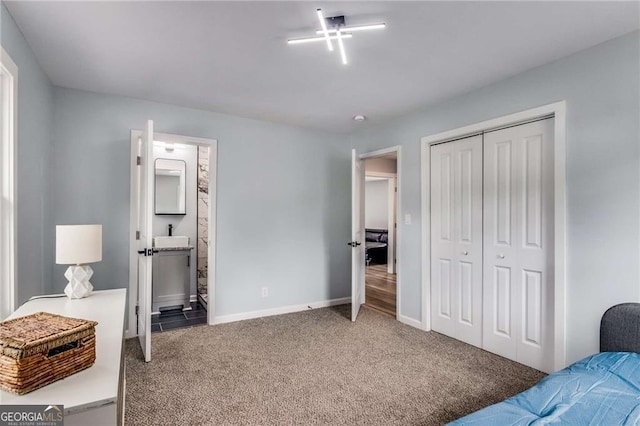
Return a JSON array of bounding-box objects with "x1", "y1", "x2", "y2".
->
[{"x1": 261, "y1": 287, "x2": 269, "y2": 298}]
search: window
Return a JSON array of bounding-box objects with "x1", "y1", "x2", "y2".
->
[{"x1": 0, "y1": 47, "x2": 17, "y2": 320}]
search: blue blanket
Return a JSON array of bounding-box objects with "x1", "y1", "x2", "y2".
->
[{"x1": 450, "y1": 352, "x2": 640, "y2": 425}]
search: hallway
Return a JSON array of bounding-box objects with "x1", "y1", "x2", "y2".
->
[{"x1": 364, "y1": 264, "x2": 396, "y2": 317}]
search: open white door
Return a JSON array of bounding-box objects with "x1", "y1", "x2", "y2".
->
[
  {"x1": 350, "y1": 149, "x2": 365, "y2": 321},
  {"x1": 136, "y1": 120, "x2": 154, "y2": 362}
]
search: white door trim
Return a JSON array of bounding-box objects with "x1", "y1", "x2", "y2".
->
[
  {"x1": 127, "y1": 130, "x2": 217, "y2": 338},
  {"x1": 360, "y1": 146, "x2": 402, "y2": 322},
  {"x1": 0, "y1": 47, "x2": 18, "y2": 320},
  {"x1": 387, "y1": 177, "x2": 396, "y2": 274},
  {"x1": 366, "y1": 171, "x2": 396, "y2": 178},
  {"x1": 421, "y1": 101, "x2": 567, "y2": 370}
]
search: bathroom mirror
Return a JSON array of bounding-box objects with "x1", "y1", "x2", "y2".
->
[{"x1": 155, "y1": 159, "x2": 186, "y2": 215}]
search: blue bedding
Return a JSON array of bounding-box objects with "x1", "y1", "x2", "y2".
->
[{"x1": 450, "y1": 352, "x2": 640, "y2": 425}]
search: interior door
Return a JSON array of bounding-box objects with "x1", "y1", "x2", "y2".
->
[
  {"x1": 483, "y1": 118, "x2": 554, "y2": 372},
  {"x1": 430, "y1": 135, "x2": 483, "y2": 346},
  {"x1": 351, "y1": 149, "x2": 365, "y2": 321},
  {"x1": 137, "y1": 119, "x2": 154, "y2": 362}
]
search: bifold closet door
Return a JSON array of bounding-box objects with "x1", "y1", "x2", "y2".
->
[
  {"x1": 431, "y1": 135, "x2": 483, "y2": 347},
  {"x1": 482, "y1": 118, "x2": 554, "y2": 373}
]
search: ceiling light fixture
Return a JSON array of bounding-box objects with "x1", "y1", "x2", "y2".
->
[
  {"x1": 316, "y1": 23, "x2": 386, "y2": 35},
  {"x1": 288, "y1": 9, "x2": 386, "y2": 65},
  {"x1": 316, "y1": 9, "x2": 334, "y2": 51},
  {"x1": 287, "y1": 33, "x2": 353, "y2": 45},
  {"x1": 336, "y1": 30, "x2": 347, "y2": 65},
  {"x1": 353, "y1": 115, "x2": 366, "y2": 122}
]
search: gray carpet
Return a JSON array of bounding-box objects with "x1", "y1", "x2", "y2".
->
[{"x1": 125, "y1": 305, "x2": 545, "y2": 425}]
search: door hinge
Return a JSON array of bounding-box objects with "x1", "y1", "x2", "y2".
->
[
  {"x1": 136, "y1": 156, "x2": 141, "y2": 165},
  {"x1": 395, "y1": 187, "x2": 397, "y2": 192},
  {"x1": 135, "y1": 305, "x2": 139, "y2": 316},
  {"x1": 136, "y1": 230, "x2": 140, "y2": 240}
]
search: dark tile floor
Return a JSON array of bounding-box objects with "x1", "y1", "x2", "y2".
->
[{"x1": 151, "y1": 301, "x2": 207, "y2": 333}]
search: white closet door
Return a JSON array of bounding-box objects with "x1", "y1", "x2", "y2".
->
[
  {"x1": 431, "y1": 135, "x2": 483, "y2": 346},
  {"x1": 483, "y1": 118, "x2": 554, "y2": 372}
]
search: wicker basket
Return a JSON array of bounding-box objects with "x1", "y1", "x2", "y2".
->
[{"x1": 0, "y1": 312, "x2": 98, "y2": 395}]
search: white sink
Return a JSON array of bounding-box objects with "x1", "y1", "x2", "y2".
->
[{"x1": 154, "y1": 236, "x2": 190, "y2": 248}]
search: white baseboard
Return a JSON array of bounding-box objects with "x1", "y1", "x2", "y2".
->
[
  {"x1": 125, "y1": 297, "x2": 352, "y2": 336},
  {"x1": 398, "y1": 314, "x2": 424, "y2": 330},
  {"x1": 212, "y1": 297, "x2": 350, "y2": 325}
]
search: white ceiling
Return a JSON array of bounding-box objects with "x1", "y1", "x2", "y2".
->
[{"x1": 5, "y1": 1, "x2": 639, "y2": 133}]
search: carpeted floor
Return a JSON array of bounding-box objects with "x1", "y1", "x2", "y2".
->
[{"x1": 125, "y1": 305, "x2": 545, "y2": 425}]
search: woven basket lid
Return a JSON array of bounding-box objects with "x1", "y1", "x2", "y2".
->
[{"x1": 0, "y1": 312, "x2": 98, "y2": 360}]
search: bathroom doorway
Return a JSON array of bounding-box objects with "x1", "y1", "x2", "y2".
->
[
  {"x1": 128, "y1": 128, "x2": 217, "y2": 342},
  {"x1": 362, "y1": 151, "x2": 398, "y2": 317},
  {"x1": 149, "y1": 141, "x2": 211, "y2": 332}
]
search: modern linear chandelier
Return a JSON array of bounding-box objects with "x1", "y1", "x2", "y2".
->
[{"x1": 287, "y1": 9, "x2": 386, "y2": 65}]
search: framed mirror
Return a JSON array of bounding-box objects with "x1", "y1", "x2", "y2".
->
[{"x1": 155, "y1": 158, "x2": 186, "y2": 215}]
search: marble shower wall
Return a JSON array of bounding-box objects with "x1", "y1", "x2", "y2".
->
[{"x1": 197, "y1": 146, "x2": 209, "y2": 297}]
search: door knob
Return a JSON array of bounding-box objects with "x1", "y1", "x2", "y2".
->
[
  {"x1": 462, "y1": 251, "x2": 468, "y2": 255},
  {"x1": 498, "y1": 254, "x2": 505, "y2": 259}
]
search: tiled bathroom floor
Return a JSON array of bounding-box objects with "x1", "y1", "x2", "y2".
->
[{"x1": 151, "y1": 301, "x2": 207, "y2": 333}]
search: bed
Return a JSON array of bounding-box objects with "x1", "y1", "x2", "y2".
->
[{"x1": 450, "y1": 303, "x2": 640, "y2": 425}]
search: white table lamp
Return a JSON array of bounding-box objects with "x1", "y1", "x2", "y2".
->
[{"x1": 56, "y1": 225, "x2": 102, "y2": 299}]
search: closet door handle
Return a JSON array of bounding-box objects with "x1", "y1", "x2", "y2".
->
[
  {"x1": 498, "y1": 254, "x2": 505, "y2": 259},
  {"x1": 462, "y1": 251, "x2": 468, "y2": 256}
]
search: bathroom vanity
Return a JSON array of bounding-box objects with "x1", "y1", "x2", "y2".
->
[{"x1": 152, "y1": 236, "x2": 193, "y2": 312}]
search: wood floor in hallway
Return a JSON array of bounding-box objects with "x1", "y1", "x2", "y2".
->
[{"x1": 365, "y1": 264, "x2": 396, "y2": 317}]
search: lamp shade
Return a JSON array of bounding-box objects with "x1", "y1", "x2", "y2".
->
[{"x1": 56, "y1": 225, "x2": 102, "y2": 265}]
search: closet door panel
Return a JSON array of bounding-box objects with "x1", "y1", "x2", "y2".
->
[
  {"x1": 453, "y1": 137, "x2": 483, "y2": 347},
  {"x1": 459, "y1": 261, "x2": 473, "y2": 324},
  {"x1": 483, "y1": 118, "x2": 554, "y2": 373},
  {"x1": 438, "y1": 259, "x2": 453, "y2": 318},
  {"x1": 522, "y1": 135, "x2": 543, "y2": 249},
  {"x1": 495, "y1": 141, "x2": 513, "y2": 246},
  {"x1": 494, "y1": 266, "x2": 512, "y2": 337},
  {"x1": 431, "y1": 144, "x2": 456, "y2": 337},
  {"x1": 514, "y1": 119, "x2": 554, "y2": 372},
  {"x1": 483, "y1": 134, "x2": 518, "y2": 360},
  {"x1": 522, "y1": 269, "x2": 542, "y2": 345},
  {"x1": 431, "y1": 135, "x2": 482, "y2": 346}
]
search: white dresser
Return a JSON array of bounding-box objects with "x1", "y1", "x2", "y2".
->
[{"x1": 0, "y1": 289, "x2": 127, "y2": 425}]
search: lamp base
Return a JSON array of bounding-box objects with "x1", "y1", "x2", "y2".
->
[{"x1": 64, "y1": 265, "x2": 94, "y2": 299}]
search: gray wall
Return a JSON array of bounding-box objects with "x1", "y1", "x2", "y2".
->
[
  {"x1": 351, "y1": 31, "x2": 640, "y2": 365},
  {"x1": 51, "y1": 88, "x2": 351, "y2": 318},
  {"x1": 152, "y1": 144, "x2": 198, "y2": 297},
  {"x1": 365, "y1": 180, "x2": 388, "y2": 230},
  {"x1": 1, "y1": 3, "x2": 54, "y2": 305}
]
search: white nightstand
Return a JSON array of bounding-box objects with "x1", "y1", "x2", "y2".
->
[{"x1": 0, "y1": 289, "x2": 127, "y2": 426}]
